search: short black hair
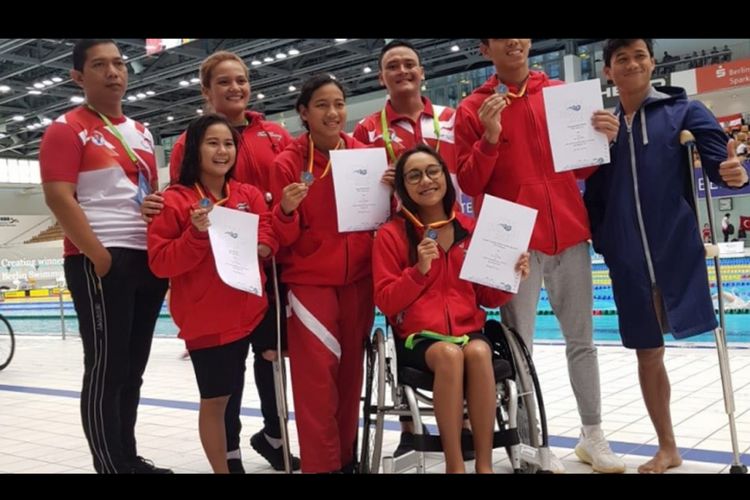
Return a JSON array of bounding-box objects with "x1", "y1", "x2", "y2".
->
[
  {"x1": 73, "y1": 39, "x2": 118, "y2": 71},
  {"x1": 295, "y1": 74, "x2": 346, "y2": 131},
  {"x1": 393, "y1": 144, "x2": 456, "y2": 265},
  {"x1": 177, "y1": 114, "x2": 238, "y2": 187},
  {"x1": 379, "y1": 39, "x2": 421, "y2": 69},
  {"x1": 602, "y1": 39, "x2": 654, "y2": 68}
]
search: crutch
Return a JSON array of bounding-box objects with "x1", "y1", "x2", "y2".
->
[
  {"x1": 680, "y1": 130, "x2": 747, "y2": 474},
  {"x1": 270, "y1": 255, "x2": 294, "y2": 473}
]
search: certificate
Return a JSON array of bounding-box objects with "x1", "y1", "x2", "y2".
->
[
  {"x1": 207, "y1": 205, "x2": 263, "y2": 296},
  {"x1": 459, "y1": 195, "x2": 537, "y2": 294},
  {"x1": 330, "y1": 148, "x2": 391, "y2": 232},
  {"x1": 543, "y1": 78, "x2": 610, "y2": 172}
]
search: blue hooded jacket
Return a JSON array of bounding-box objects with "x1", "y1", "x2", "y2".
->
[{"x1": 584, "y1": 86, "x2": 727, "y2": 347}]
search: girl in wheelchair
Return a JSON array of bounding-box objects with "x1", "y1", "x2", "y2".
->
[{"x1": 372, "y1": 144, "x2": 530, "y2": 473}]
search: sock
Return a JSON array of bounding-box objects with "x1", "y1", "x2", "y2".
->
[
  {"x1": 582, "y1": 424, "x2": 601, "y2": 437},
  {"x1": 264, "y1": 433, "x2": 283, "y2": 449}
]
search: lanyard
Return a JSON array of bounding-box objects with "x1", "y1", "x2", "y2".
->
[
  {"x1": 496, "y1": 76, "x2": 529, "y2": 102},
  {"x1": 400, "y1": 206, "x2": 455, "y2": 240},
  {"x1": 194, "y1": 182, "x2": 230, "y2": 207},
  {"x1": 380, "y1": 106, "x2": 441, "y2": 164},
  {"x1": 405, "y1": 330, "x2": 469, "y2": 350},
  {"x1": 306, "y1": 135, "x2": 343, "y2": 180},
  {"x1": 87, "y1": 104, "x2": 152, "y2": 202}
]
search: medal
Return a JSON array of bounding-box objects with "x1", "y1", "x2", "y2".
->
[
  {"x1": 426, "y1": 228, "x2": 438, "y2": 240},
  {"x1": 301, "y1": 171, "x2": 315, "y2": 186},
  {"x1": 496, "y1": 83, "x2": 508, "y2": 94},
  {"x1": 199, "y1": 198, "x2": 211, "y2": 208}
]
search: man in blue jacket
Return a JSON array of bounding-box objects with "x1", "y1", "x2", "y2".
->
[{"x1": 584, "y1": 39, "x2": 748, "y2": 473}]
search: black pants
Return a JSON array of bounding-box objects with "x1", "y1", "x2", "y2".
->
[
  {"x1": 65, "y1": 248, "x2": 168, "y2": 474},
  {"x1": 224, "y1": 269, "x2": 288, "y2": 450}
]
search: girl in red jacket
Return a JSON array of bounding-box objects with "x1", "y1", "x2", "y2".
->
[
  {"x1": 269, "y1": 74, "x2": 382, "y2": 473},
  {"x1": 148, "y1": 114, "x2": 278, "y2": 473},
  {"x1": 373, "y1": 144, "x2": 530, "y2": 473}
]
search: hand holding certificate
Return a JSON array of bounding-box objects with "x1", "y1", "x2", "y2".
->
[
  {"x1": 543, "y1": 78, "x2": 610, "y2": 172},
  {"x1": 208, "y1": 205, "x2": 263, "y2": 296},
  {"x1": 330, "y1": 148, "x2": 391, "y2": 232},
  {"x1": 459, "y1": 195, "x2": 537, "y2": 294}
]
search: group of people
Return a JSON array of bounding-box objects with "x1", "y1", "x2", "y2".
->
[{"x1": 40, "y1": 38, "x2": 748, "y2": 474}]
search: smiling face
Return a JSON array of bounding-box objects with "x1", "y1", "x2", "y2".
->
[
  {"x1": 71, "y1": 42, "x2": 128, "y2": 109},
  {"x1": 480, "y1": 39, "x2": 531, "y2": 73},
  {"x1": 604, "y1": 39, "x2": 655, "y2": 95},
  {"x1": 199, "y1": 123, "x2": 237, "y2": 180},
  {"x1": 379, "y1": 45, "x2": 424, "y2": 98},
  {"x1": 403, "y1": 151, "x2": 447, "y2": 209},
  {"x1": 299, "y1": 82, "x2": 346, "y2": 143},
  {"x1": 202, "y1": 59, "x2": 250, "y2": 122}
]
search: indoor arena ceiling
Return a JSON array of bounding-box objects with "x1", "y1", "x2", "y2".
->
[{"x1": 0, "y1": 38, "x2": 595, "y2": 158}]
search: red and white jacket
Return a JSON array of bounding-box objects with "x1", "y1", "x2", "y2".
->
[
  {"x1": 353, "y1": 96, "x2": 456, "y2": 172},
  {"x1": 455, "y1": 71, "x2": 594, "y2": 255},
  {"x1": 269, "y1": 132, "x2": 373, "y2": 287},
  {"x1": 373, "y1": 212, "x2": 512, "y2": 340},
  {"x1": 169, "y1": 110, "x2": 292, "y2": 196},
  {"x1": 147, "y1": 179, "x2": 278, "y2": 350}
]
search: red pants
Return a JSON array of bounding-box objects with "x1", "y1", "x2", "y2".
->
[{"x1": 286, "y1": 278, "x2": 374, "y2": 473}]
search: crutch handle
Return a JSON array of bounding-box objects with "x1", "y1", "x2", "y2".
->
[
  {"x1": 680, "y1": 130, "x2": 696, "y2": 145},
  {"x1": 704, "y1": 243, "x2": 720, "y2": 258}
]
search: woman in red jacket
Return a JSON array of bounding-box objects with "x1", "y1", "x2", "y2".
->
[
  {"x1": 373, "y1": 144, "x2": 530, "y2": 473},
  {"x1": 148, "y1": 114, "x2": 278, "y2": 473},
  {"x1": 269, "y1": 74, "x2": 381, "y2": 473}
]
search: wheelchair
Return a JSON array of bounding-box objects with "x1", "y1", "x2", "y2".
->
[{"x1": 358, "y1": 319, "x2": 551, "y2": 473}]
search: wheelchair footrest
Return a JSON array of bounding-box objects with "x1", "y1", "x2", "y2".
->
[{"x1": 412, "y1": 428, "x2": 520, "y2": 452}]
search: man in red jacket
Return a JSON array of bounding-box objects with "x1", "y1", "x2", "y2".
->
[{"x1": 454, "y1": 38, "x2": 624, "y2": 473}]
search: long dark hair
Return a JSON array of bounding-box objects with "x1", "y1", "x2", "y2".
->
[
  {"x1": 177, "y1": 114, "x2": 239, "y2": 187},
  {"x1": 393, "y1": 144, "x2": 456, "y2": 265}
]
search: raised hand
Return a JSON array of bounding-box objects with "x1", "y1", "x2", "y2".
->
[
  {"x1": 591, "y1": 110, "x2": 619, "y2": 143},
  {"x1": 141, "y1": 191, "x2": 165, "y2": 223},
  {"x1": 190, "y1": 207, "x2": 211, "y2": 232},
  {"x1": 280, "y1": 182, "x2": 309, "y2": 215},
  {"x1": 719, "y1": 139, "x2": 749, "y2": 187},
  {"x1": 417, "y1": 237, "x2": 440, "y2": 275},
  {"x1": 478, "y1": 93, "x2": 508, "y2": 145}
]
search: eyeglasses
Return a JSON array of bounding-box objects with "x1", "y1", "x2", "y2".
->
[{"x1": 403, "y1": 165, "x2": 444, "y2": 185}]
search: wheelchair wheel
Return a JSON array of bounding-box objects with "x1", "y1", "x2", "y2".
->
[
  {"x1": 359, "y1": 328, "x2": 385, "y2": 473},
  {"x1": 0, "y1": 314, "x2": 14, "y2": 371},
  {"x1": 499, "y1": 324, "x2": 545, "y2": 473}
]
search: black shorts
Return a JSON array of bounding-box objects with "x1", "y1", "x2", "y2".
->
[
  {"x1": 189, "y1": 335, "x2": 251, "y2": 399},
  {"x1": 250, "y1": 271, "x2": 287, "y2": 354},
  {"x1": 395, "y1": 332, "x2": 491, "y2": 372}
]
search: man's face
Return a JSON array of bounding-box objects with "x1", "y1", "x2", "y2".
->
[
  {"x1": 379, "y1": 46, "x2": 424, "y2": 97},
  {"x1": 604, "y1": 40, "x2": 655, "y2": 93},
  {"x1": 480, "y1": 39, "x2": 531, "y2": 72},
  {"x1": 71, "y1": 42, "x2": 128, "y2": 104}
]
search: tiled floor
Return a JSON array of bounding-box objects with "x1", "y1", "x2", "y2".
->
[{"x1": 1, "y1": 336, "x2": 748, "y2": 474}]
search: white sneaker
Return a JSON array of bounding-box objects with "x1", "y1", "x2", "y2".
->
[
  {"x1": 574, "y1": 427, "x2": 626, "y2": 473},
  {"x1": 547, "y1": 450, "x2": 566, "y2": 473}
]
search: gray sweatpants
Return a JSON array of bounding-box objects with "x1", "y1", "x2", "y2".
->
[{"x1": 500, "y1": 241, "x2": 601, "y2": 426}]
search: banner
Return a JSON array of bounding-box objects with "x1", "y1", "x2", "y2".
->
[
  {"x1": 696, "y1": 59, "x2": 750, "y2": 93},
  {"x1": 695, "y1": 165, "x2": 750, "y2": 198}
]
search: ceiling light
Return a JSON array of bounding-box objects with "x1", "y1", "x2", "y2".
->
[
  {"x1": 0, "y1": 133, "x2": 6, "y2": 139},
  {"x1": 127, "y1": 95, "x2": 137, "y2": 101},
  {"x1": 334, "y1": 39, "x2": 347, "y2": 43},
  {"x1": 70, "y1": 96, "x2": 84, "y2": 104},
  {"x1": 363, "y1": 66, "x2": 372, "y2": 74},
  {"x1": 33, "y1": 82, "x2": 45, "y2": 89},
  {"x1": 275, "y1": 53, "x2": 287, "y2": 59},
  {"x1": 136, "y1": 93, "x2": 146, "y2": 99},
  {"x1": 288, "y1": 48, "x2": 299, "y2": 56},
  {"x1": 122, "y1": 54, "x2": 129, "y2": 60},
  {"x1": 41, "y1": 118, "x2": 52, "y2": 125},
  {"x1": 263, "y1": 56, "x2": 274, "y2": 63},
  {"x1": 178, "y1": 80, "x2": 190, "y2": 87},
  {"x1": 42, "y1": 80, "x2": 53, "y2": 86},
  {"x1": 251, "y1": 60, "x2": 262, "y2": 66},
  {"x1": 190, "y1": 77, "x2": 200, "y2": 84},
  {"x1": 143, "y1": 122, "x2": 150, "y2": 127},
  {"x1": 167, "y1": 116, "x2": 174, "y2": 121},
  {"x1": 28, "y1": 90, "x2": 42, "y2": 95},
  {"x1": 288, "y1": 85, "x2": 296, "y2": 92},
  {"x1": 145, "y1": 90, "x2": 155, "y2": 96},
  {"x1": 451, "y1": 45, "x2": 460, "y2": 52},
  {"x1": 256, "y1": 93, "x2": 265, "y2": 99},
  {"x1": 196, "y1": 108, "x2": 203, "y2": 114},
  {"x1": 0, "y1": 85, "x2": 10, "y2": 93},
  {"x1": 12, "y1": 115, "x2": 25, "y2": 122},
  {"x1": 51, "y1": 76, "x2": 63, "y2": 83}
]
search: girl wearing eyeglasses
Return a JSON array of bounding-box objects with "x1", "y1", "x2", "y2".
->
[{"x1": 372, "y1": 144, "x2": 530, "y2": 473}]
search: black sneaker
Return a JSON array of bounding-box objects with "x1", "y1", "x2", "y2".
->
[
  {"x1": 129, "y1": 456, "x2": 173, "y2": 474},
  {"x1": 227, "y1": 458, "x2": 245, "y2": 474},
  {"x1": 250, "y1": 431, "x2": 301, "y2": 471},
  {"x1": 393, "y1": 432, "x2": 414, "y2": 457},
  {"x1": 461, "y1": 428, "x2": 475, "y2": 461}
]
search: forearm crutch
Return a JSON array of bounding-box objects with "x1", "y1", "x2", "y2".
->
[
  {"x1": 270, "y1": 256, "x2": 294, "y2": 473},
  {"x1": 680, "y1": 130, "x2": 747, "y2": 474}
]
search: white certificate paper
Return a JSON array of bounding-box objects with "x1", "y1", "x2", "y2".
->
[
  {"x1": 207, "y1": 205, "x2": 263, "y2": 296},
  {"x1": 330, "y1": 148, "x2": 391, "y2": 232},
  {"x1": 459, "y1": 195, "x2": 537, "y2": 294},
  {"x1": 543, "y1": 78, "x2": 610, "y2": 172}
]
